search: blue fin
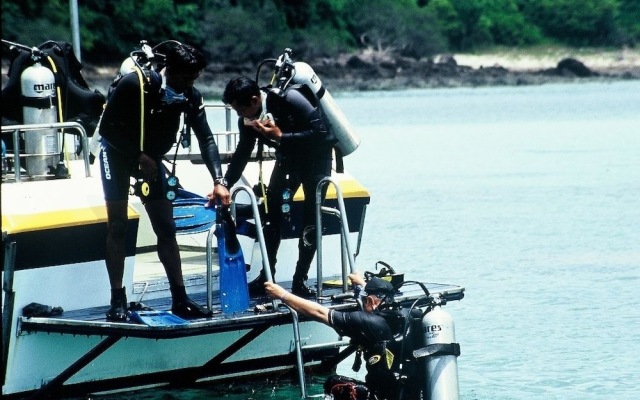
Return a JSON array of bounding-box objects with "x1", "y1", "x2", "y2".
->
[
  {"x1": 173, "y1": 190, "x2": 216, "y2": 235},
  {"x1": 216, "y1": 207, "x2": 250, "y2": 313},
  {"x1": 129, "y1": 310, "x2": 188, "y2": 326}
]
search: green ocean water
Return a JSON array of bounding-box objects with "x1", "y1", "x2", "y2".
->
[{"x1": 93, "y1": 80, "x2": 640, "y2": 399}]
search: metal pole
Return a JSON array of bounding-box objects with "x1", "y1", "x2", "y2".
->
[
  {"x1": 206, "y1": 224, "x2": 216, "y2": 311},
  {"x1": 205, "y1": 186, "x2": 277, "y2": 311},
  {"x1": 69, "y1": 0, "x2": 81, "y2": 62},
  {"x1": 2, "y1": 239, "x2": 17, "y2": 386},
  {"x1": 287, "y1": 307, "x2": 307, "y2": 398}
]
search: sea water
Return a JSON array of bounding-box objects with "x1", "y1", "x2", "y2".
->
[{"x1": 94, "y1": 80, "x2": 640, "y2": 399}]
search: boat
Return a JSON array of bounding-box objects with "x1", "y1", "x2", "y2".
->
[{"x1": 1, "y1": 41, "x2": 465, "y2": 399}]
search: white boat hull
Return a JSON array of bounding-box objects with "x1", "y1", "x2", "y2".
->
[{"x1": 2, "y1": 112, "x2": 463, "y2": 399}]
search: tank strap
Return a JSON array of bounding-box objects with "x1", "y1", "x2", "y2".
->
[
  {"x1": 334, "y1": 146, "x2": 344, "y2": 173},
  {"x1": 21, "y1": 96, "x2": 56, "y2": 109},
  {"x1": 413, "y1": 343, "x2": 461, "y2": 359}
]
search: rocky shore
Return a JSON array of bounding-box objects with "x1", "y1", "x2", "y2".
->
[{"x1": 10, "y1": 48, "x2": 640, "y2": 99}]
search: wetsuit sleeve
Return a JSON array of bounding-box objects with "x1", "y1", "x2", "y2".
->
[
  {"x1": 329, "y1": 310, "x2": 392, "y2": 345},
  {"x1": 99, "y1": 73, "x2": 143, "y2": 159},
  {"x1": 279, "y1": 89, "x2": 328, "y2": 142},
  {"x1": 328, "y1": 309, "x2": 356, "y2": 338},
  {"x1": 223, "y1": 120, "x2": 258, "y2": 187},
  {"x1": 187, "y1": 91, "x2": 223, "y2": 180}
]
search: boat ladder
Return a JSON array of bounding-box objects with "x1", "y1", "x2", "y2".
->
[
  {"x1": 203, "y1": 178, "x2": 361, "y2": 398},
  {"x1": 314, "y1": 176, "x2": 360, "y2": 298}
]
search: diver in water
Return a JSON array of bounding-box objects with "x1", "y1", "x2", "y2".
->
[
  {"x1": 265, "y1": 274, "x2": 405, "y2": 399},
  {"x1": 98, "y1": 43, "x2": 230, "y2": 321},
  {"x1": 221, "y1": 76, "x2": 336, "y2": 297}
]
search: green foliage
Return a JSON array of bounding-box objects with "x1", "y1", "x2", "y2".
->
[
  {"x1": 1, "y1": 0, "x2": 69, "y2": 47},
  {"x1": 342, "y1": 0, "x2": 447, "y2": 57},
  {"x1": 2, "y1": 0, "x2": 639, "y2": 64},
  {"x1": 428, "y1": 0, "x2": 541, "y2": 51},
  {"x1": 448, "y1": 0, "x2": 490, "y2": 50},
  {"x1": 481, "y1": 0, "x2": 542, "y2": 46},
  {"x1": 428, "y1": 0, "x2": 464, "y2": 49},
  {"x1": 518, "y1": 0, "x2": 620, "y2": 46},
  {"x1": 78, "y1": 0, "x2": 205, "y2": 62},
  {"x1": 616, "y1": 0, "x2": 640, "y2": 45},
  {"x1": 199, "y1": 2, "x2": 293, "y2": 64}
]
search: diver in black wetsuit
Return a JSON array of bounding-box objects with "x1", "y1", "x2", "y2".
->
[
  {"x1": 99, "y1": 43, "x2": 230, "y2": 321},
  {"x1": 222, "y1": 76, "x2": 337, "y2": 297},
  {"x1": 265, "y1": 274, "x2": 402, "y2": 399}
]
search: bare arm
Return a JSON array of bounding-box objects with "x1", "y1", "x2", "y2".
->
[{"x1": 264, "y1": 282, "x2": 330, "y2": 325}]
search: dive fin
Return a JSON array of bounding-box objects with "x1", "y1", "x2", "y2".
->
[
  {"x1": 173, "y1": 189, "x2": 216, "y2": 235},
  {"x1": 216, "y1": 207, "x2": 250, "y2": 313}
]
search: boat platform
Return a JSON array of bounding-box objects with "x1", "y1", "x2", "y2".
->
[
  {"x1": 13, "y1": 279, "x2": 464, "y2": 399},
  {"x1": 19, "y1": 280, "x2": 464, "y2": 339}
]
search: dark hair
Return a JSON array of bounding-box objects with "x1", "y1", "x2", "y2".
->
[
  {"x1": 222, "y1": 76, "x2": 260, "y2": 106},
  {"x1": 165, "y1": 44, "x2": 206, "y2": 75}
]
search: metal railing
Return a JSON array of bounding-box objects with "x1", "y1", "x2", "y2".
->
[
  {"x1": 314, "y1": 177, "x2": 358, "y2": 299},
  {"x1": 2, "y1": 122, "x2": 90, "y2": 181},
  {"x1": 205, "y1": 185, "x2": 276, "y2": 312},
  {"x1": 177, "y1": 104, "x2": 272, "y2": 164}
]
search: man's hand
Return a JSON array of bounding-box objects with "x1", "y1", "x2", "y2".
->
[
  {"x1": 246, "y1": 119, "x2": 282, "y2": 142},
  {"x1": 348, "y1": 271, "x2": 366, "y2": 287},
  {"x1": 207, "y1": 184, "x2": 230, "y2": 207},
  {"x1": 264, "y1": 281, "x2": 287, "y2": 300},
  {"x1": 138, "y1": 153, "x2": 158, "y2": 181}
]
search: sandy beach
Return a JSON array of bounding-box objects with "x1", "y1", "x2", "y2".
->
[{"x1": 452, "y1": 47, "x2": 640, "y2": 74}]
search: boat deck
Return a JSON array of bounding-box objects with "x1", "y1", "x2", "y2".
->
[{"x1": 19, "y1": 280, "x2": 465, "y2": 339}]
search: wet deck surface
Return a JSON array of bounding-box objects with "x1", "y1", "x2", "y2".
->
[{"x1": 19, "y1": 279, "x2": 464, "y2": 339}]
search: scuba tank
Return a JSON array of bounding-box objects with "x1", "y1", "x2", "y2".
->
[
  {"x1": 268, "y1": 49, "x2": 360, "y2": 157},
  {"x1": 21, "y1": 49, "x2": 59, "y2": 176},
  {"x1": 420, "y1": 301, "x2": 460, "y2": 400},
  {"x1": 382, "y1": 279, "x2": 460, "y2": 400},
  {"x1": 368, "y1": 276, "x2": 460, "y2": 400},
  {"x1": 291, "y1": 61, "x2": 360, "y2": 156}
]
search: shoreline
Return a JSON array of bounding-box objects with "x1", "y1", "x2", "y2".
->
[{"x1": 5, "y1": 48, "x2": 640, "y2": 99}]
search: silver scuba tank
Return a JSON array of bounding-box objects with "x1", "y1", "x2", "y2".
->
[
  {"x1": 21, "y1": 54, "x2": 59, "y2": 176},
  {"x1": 291, "y1": 62, "x2": 360, "y2": 156},
  {"x1": 421, "y1": 305, "x2": 460, "y2": 400}
]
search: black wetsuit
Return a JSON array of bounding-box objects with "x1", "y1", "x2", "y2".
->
[
  {"x1": 224, "y1": 86, "x2": 337, "y2": 280},
  {"x1": 99, "y1": 71, "x2": 223, "y2": 201},
  {"x1": 329, "y1": 309, "x2": 401, "y2": 399}
]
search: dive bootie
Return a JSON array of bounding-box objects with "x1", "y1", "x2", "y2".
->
[
  {"x1": 106, "y1": 287, "x2": 129, "y2": 322},
  {"x1": 171, "y1": 298, "x2": 213, "y2": 319},
  {"x1": 170, "y1": 285, "x2": 213, "y2": 319},
  {"x1": 291, "y1": 278, "x2": 316, "y2": 298}
]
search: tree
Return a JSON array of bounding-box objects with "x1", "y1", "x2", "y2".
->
[
  {"x1": 615, "y1": 0, "x2": 640, "y2": 45},
  {"x1": 518, "y1": 0, "x2": 619, "y2": 46},
  {"x1": 343, "y1": 0, "x2": 446, "y2": 58},
  {"x1": 1, "y1": 0, "x2": 70, "y2": 48}
]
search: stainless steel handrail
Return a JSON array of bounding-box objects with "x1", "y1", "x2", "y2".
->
[
  {"x1": 205, "y1": 185, "x2": 276, "y2": 311},
  {"x1": 2, "y1": 122, "x2": 90, "y2": 180},
  {"x1": 314, "y1": 177, "x2": 357, "y2": 299},
  {"x1": 286, "y1": 306, "x2": 307, "y2": 398}
]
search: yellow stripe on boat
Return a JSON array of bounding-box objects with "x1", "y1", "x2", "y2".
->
[
  {"x1": 2, "y1": 206, "x2": 139, "y2": 235},
  {"x1": 293, "y1": 178, "x2": 370, "y2": 201}
]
